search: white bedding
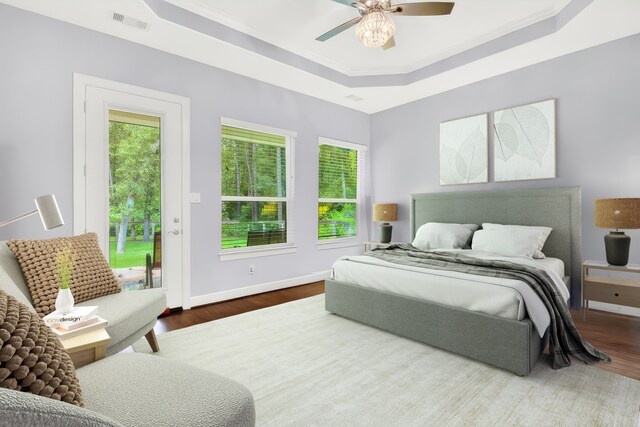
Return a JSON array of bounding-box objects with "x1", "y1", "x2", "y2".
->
[{"x1": 331, "y1": 250, "x2": 569, "y2": 337}]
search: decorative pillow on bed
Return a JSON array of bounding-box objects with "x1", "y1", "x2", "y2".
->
[
  {"x1": 0, "y1": 290, "x2": 83, "y2": 406},
  {"x1": 7, "y1": 233, "x2": 121, "y2": 317},
  {"x1": 413, "y1": 223, "x2": 479, "y2": 251},
  {"x1": 471, "y1": 228, "x2": 543, "y2": 258},
  {"x1": 481, "y1": 223, "x2": 552, "y2": 259}
]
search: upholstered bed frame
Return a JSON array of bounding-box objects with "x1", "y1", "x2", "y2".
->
[{"x1": 325, "y1": 187, "x2": 582, "y2": 376}]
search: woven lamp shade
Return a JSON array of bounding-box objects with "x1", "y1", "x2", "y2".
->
[
  {"x1": 595, "y1": 198, "x2": 640, "y2": 229},
  {"x1": 373, "y1": 204, "x2": 398, "y2": 222}
]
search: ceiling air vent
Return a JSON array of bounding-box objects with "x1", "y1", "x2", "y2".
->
[{"x1": 112, "y1": 12, "x2": 150, "y2": 31}]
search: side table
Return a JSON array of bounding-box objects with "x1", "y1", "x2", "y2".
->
[
  {"x1": 61, "y1": 328, "x2": 111, "y2": 368},
  {"x1": 582, "y1": 260, "x2": 640, "y2": 319}
]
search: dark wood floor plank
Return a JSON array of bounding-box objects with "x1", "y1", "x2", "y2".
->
[
  {"x1": 156, "y1": 281, "x2": 640, "y2": 380},
  {"x1": 570, "y1": 307, "x2": 640, "y2": 379},
  {"x1": 155, "y1": 281, "x2": 324, "y2": 334}
]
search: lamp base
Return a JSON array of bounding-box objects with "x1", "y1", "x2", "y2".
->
[
  {"x1": 604, "y1": 231, "x2": 631, "y2": 266},
  {"x1": 380, "y1": 223, "x2": 393, "y2": 244}
]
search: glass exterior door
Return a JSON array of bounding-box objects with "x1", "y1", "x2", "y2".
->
[
  {"x1": 81, "y1": 80, "x2": 186, "y2": 308},
  {"x1": 108, "y1": 110, "x2": 162, "y2": 290}
]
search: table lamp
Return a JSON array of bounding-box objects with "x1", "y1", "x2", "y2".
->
[
  {"x1": 373, "y1": 203, "x2": 398, "y2": 243},
  {"x1": 595, "y1": 198, "x2": 640, "y2": 266},
  {"x1": 0, "y1": 194, "x2": 64, "y2": 230}
]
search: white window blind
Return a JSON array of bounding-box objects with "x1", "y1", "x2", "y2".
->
[
  {"x1": 318, "y1": 138, "x2": 365, "y2": 241},
  {"x1": 221, "y1": 123, "x2": 294, "y2": 250}
]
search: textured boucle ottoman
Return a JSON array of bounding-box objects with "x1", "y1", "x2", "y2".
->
[{"x1": 76, "y1": 352, "x2": 256, "y2": 427}]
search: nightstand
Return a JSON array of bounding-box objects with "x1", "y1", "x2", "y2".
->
[
  {"x1": 364, "y1": 241, "x2": 398, "y2": 251},
  {"x1": 582, "y1": 260, "x2": 640, "y2": 319},
  {"x1": 61, "y1": 328, "x2": 111, "y2": 368}
]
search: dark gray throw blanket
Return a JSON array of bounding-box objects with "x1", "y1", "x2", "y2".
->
[{"x1": 367, "y1": 243, "x2": 610, "y2": 369}]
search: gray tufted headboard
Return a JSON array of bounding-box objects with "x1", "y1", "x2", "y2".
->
[{"x1": 410, "y1": 187, "x2": 582, "y2": 307}]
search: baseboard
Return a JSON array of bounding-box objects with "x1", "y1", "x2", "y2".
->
[
  {"x1": 588, "y1": 301, "x2": 640, "y2": 317},
  {"x1": 190, "y1": 270, "x2": 331, "y2": 308}
]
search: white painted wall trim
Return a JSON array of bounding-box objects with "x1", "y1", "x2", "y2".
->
[
  {"x1": 180, "y1": 99, "x2": 192, "y2": 309},
  {"x1": 190, "y1": 270, "x2": 331, "y2": 307},
  {"x1": 219, "y1": 244, "x2": 297, "y2": 261},
  {"x1": 220, "y1": 116, "x2": 298, "y2": 138},
  {"x1": 318, "y1": 136, "x2": 368, "y2": 152},
  {"x1": 72, "y1": 73, "x2": 192, "y2": 309},
  {"x1": 72, "y1": 76, "x2": 87, "y2": 237},
  {"x1": 316, "y1": 238, "x2": 361, "y2": 251},
  {"x1": 588, "y1": 301, "x2": 640, "y2": 317}
]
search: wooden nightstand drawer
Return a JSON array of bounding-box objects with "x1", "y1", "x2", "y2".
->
[
  {"x1": 584, "y1": 280, "x2": 640, "y2": 308},
  {"x1": 582, "y1": 261, "x2": 640, "y2": 318}
]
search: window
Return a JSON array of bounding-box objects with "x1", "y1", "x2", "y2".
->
[
  {"x1": 317, "y1": 138, "x2": 365, "y2": 243},
  {"x1": 220, "y1": 119, "x2": 295, "y2": 258}
]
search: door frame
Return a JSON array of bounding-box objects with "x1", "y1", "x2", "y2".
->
[{"x1": 72, "y1": 73, "x2": 192, "y2": 309}]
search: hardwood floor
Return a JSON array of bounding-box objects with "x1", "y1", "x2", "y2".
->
[
  {"x1": 156, "y1": 282, "x2": 640, "y2": 380},
  {"x1": 154, "y1": 281, "x2": 325, "y2": 334},
  {"x1": 571, "y1": 307, "x2": 640, "y2": 380}
]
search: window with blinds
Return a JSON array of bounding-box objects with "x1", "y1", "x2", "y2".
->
[
  {"x1": 318, "y1": 139, "x2": 364, "y2": 241},
  {"x1": 221, "y1": 123, "x2": 291, "y2": 250}
]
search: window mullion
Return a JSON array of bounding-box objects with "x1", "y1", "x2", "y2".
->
[
  {"x1": 318, "y1": 198, "x2": 357, "y2": 204},
  {"x1": 222, "y1": 196, "x2": 286, "y2": 202}
]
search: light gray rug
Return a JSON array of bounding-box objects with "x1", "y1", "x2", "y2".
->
[{"x1": 134, "y1": 295, "x2": 640, "y2": 426}]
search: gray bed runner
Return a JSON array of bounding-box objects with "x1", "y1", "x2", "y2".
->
[{"x1": 367, "y1": 244, "x2": 610, "y2": 369}]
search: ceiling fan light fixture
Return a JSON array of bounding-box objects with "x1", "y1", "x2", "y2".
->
[{"x1": 355, "y1": 11, "x2": 396, "y2": 48}]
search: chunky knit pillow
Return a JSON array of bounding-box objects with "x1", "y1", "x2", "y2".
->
[
  {"x1": 7, "y1": 233, "x2": 121, "y2": 317},
  {"x1": 0, "y1": 290, "x2": 83, "y2": 406}
]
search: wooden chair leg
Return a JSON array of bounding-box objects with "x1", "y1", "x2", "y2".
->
[{"x1": 145, "y1": 329, "x2": 160, "y2": 352}]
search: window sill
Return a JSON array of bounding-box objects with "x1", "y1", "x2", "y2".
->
[
  {"x1": 316, "y1": 238, "x2": 362, "y2": 251},
  {"x1": 219, "y1": 244, "x2": 297, "y2": 261}
]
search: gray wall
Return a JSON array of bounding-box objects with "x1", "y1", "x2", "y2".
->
[
  {"x1": 0, "y1": 4, "x2": 371, "y2": 299},
  {"x1": 370, "y1": 33, "x2": 640, "y2": 265}
]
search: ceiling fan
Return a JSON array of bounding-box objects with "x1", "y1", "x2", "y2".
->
[{"x1": 316, "y1": 0, "x2": 454, "y2": 49}]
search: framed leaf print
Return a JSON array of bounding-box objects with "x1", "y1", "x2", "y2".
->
[
  {"x1": 493, "y1": 99, "x2": 556, "y2": 182},
  {"x1": 439, "y1": 113, "x2": 488, "y2": 185}
]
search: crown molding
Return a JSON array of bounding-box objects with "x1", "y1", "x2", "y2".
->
[{"x1": 165, "y1": 0, "x2": 573, "y2": 77}]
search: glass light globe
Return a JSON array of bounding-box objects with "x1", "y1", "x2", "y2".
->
[{"x1": 355, "y1": 11, "x2": 396, "y2": 48}]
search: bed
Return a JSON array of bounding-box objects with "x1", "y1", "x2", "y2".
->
[{"x1": 324, "y1": 187, "x2": 582, "y2": 376}]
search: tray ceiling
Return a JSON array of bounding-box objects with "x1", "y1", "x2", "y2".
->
[
  {"x1": 171, "y1": 0, "x2": 571, "y2": 76},
  {"x1": 2, "y1": 0, "x2": 640, "y2": 113}
]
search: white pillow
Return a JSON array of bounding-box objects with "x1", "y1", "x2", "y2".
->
[
  {"x1": 481, "y1": 223, "x2": 553, "y2": 259},
  {"x1": 413, "y1": 223, "x2": 479, "y2": 251},
  {"x1": 471, "y1": 228, "x2": 541, "y2": 258}
]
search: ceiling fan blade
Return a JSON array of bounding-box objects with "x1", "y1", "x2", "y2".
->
[
  {"x1": 316, "y1": 16, "x2": 362, "y2": 42},
  {"x1": 382, "y1": 36, "x2": 396, "y2": 50},
  {"x1": 393, "y1": 2, "x2": 454, "y2": 16},
  {"x1": 330, "y1": 0, "x2": 358, "y2": 7}
]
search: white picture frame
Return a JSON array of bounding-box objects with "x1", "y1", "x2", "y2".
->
[
  {"x1": 493, "y1": 99, "x2": 556, "y2": 182},
  {"x1": 439, "y1": 113, "x2": 488, "y2": 185}
]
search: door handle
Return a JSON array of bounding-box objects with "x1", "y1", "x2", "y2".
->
[{"x1": 168, "y1": 229, "x2": 180, "y2": 235}]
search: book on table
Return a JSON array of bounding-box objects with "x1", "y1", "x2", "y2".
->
[
  {"x1": 43, "y1": 306, "x2": 99, "y2": 325},
  {"x1": 52, "y1": 317, "x2": 109, "y2": 340},
  {"x1": 58, "y1": 316, "x2": 103, "y2": 331}
]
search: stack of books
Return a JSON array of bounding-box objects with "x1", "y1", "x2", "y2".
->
[{"x1": 43, "y1": 306, "x2": 108, "y2": 339}]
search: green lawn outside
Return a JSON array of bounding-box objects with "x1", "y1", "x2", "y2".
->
[
  {"x1": 222, "y1": 237, "x2": 248, "y2": 248},
  {"x1": 109, "y1": 239, "x2": 154, "y2": 269}
]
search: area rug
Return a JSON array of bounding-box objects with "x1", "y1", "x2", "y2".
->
[{"x1": 134, "y1": 295, "x2": 640, "y2": 426}]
